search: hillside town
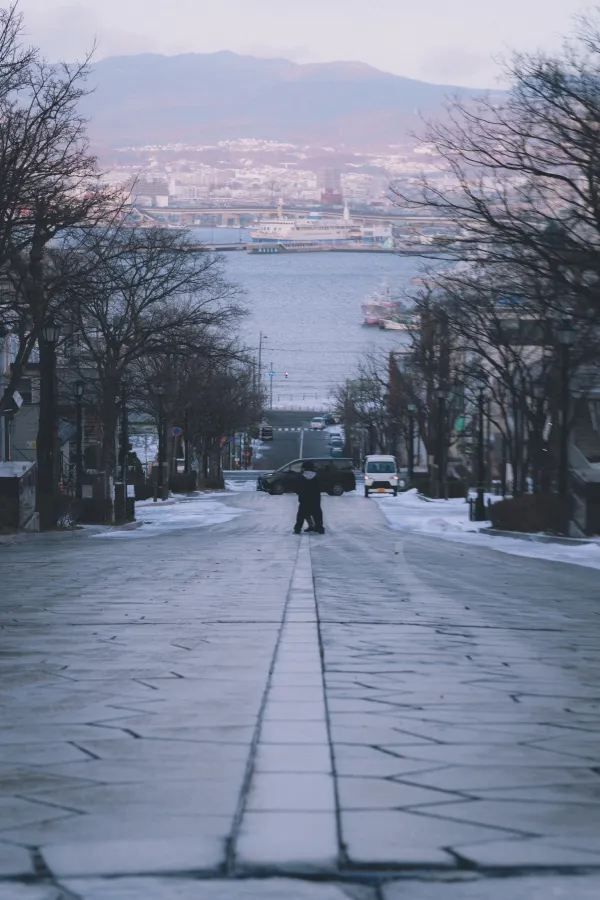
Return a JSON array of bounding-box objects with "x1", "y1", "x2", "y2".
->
[{"x1": 103, "y1": 137, "x2": 442, "y2": 210}]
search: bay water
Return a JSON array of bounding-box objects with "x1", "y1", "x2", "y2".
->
[{"x1": 197, "y1": 228, "x2": 424, "y2": 409}]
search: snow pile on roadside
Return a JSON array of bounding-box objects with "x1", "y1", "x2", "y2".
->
[
  {"x1": 225, "y1": 478, "x2": 258, "y2": 492},
  {"x1": 375, "y1": 489, "x2": 600, "y2": 571},
  {"x1": 93, "y1": 492, "x2": 242, "y2": 539},
  {"x1": 375, "y1": 489, "x2": 483, "y2": 535}
]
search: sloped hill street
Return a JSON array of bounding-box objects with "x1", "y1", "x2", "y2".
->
[{"x1": 1, "y1": 489, "x2": 600, "y2": 899}]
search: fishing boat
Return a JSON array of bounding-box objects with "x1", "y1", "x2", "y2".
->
[
  {"x1": 361, "y1": 282, "x2": 404, "y2": 327},
  {"x1": 379, "y1": 315, "x2": 419, "y2": 331}
]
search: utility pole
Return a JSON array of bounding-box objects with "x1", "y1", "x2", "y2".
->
[{"x1": 257, "y1": 332, "x2": 267, "y2": 393}]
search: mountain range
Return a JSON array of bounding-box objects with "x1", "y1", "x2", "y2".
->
[{"x1": 83, "y1": 51, "x2": 486, "y2": 153}]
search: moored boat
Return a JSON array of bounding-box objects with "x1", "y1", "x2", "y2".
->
[{"x1": 251, "y1": 202, "x2": 391, "y2": 250}]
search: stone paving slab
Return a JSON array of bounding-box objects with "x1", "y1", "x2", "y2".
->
[
  {"x1": 0, "y1": 841, "x2": 33, "y2": 877},
  {"x1": 62, "y1": 878, "x2": 374, "y2": 899},
  {"x1": 0, "y1": 887, "x2": 62, "y2": 900},
  {"x1": 383, "y1": 874, "x2": 600, "y2": 899},
  {"x1": 43, "y1": 833, "x2": 227, "y2": 877}
]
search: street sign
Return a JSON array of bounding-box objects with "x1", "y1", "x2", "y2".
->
[
  {"x1": 12, "y1": 390, "x2": 23, "y2": 408},
  {"x1": 170, "y1": 425, "x2": 183, "y2": 437}
]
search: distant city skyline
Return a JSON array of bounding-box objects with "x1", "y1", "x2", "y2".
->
[{"x1": 16, "y1": 0, "x2": 590, "y2": 88}]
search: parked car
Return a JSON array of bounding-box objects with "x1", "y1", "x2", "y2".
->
[
  {"x1": 329, "y1": 438, "x2": 345, "y2": 457},
  {"x1": 323, "y1": 414, "x2": 337, "y2": 426},
  {"x1": 363, "y1": 454, "x2": 406, "y2": 497},
  {"x1": 257, "y1": 457, "x2": 356, "y2": 496},
  {"x1": 310, "y1": 416, "x2": 326, "y2": 430}
]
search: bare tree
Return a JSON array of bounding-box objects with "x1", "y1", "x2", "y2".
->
[
  {"x1": 0, "y1": 5, "x2": 113, "y2": 414},
  {"x1": 390, "y1": 14, "x2": 600, "y2": 326},
  {"x1": 58, "y1": 226, "x2": 243, "y2": 519}
]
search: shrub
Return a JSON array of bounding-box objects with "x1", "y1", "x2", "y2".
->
[
  {"x1": 169, "y1": 472, "x2": 198, "y2": 493},
  {"x1": 489, "y1": 494, "x2": 566, "y2": 534}
]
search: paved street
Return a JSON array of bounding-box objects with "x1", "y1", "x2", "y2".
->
[{"x1": 1, "y1": 488, "x2": 600, "y2": 898}]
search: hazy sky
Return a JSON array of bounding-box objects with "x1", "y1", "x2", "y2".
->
[{"x1": 16, "y1": 0, "x2": 591, "y2": 87}]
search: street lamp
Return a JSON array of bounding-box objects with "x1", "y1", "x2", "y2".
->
[
  {"x1": 531, "y1": 382, "x2": 547, "y2": 493},
  {"x1": 37, "y1": 321, "x2": 60, "y2": 529},
  {"x1": 74, "y1": 380, "x2": 84, "y2": 501},
  {"x1": 154, "y1": 386, "x2": 168, "y2": 502},
  {"x1": 436, "y1": 389, "x2": 447, "y2": 499},
  {"x1": 557, "y1": 316, "x2": 575, "y2": 516},
  {"x1": 474, "y1": 388, "x2": 486, "y2": 521},
  {"x1": 407, "y1": 403, "x2": 416, "y2": 484},
  {"x1": 41, "y1": 322, "x2": 61, "y2": 344}
]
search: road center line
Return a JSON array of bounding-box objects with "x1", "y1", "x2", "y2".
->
[{"x1": 235, "y1": 540, "x2": 338, "y2": 873}]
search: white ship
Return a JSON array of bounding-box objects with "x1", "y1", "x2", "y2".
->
[{"x1": 250, "y1": 202, "x2": 390, "y2": 248}]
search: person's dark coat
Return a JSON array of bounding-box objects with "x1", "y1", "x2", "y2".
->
[
  {"x1": 294, "y1": 463, "x2": 324, "y2": 532},
  {"x1": 297, "y1": 469, "x2": 322, "y2": 507}
]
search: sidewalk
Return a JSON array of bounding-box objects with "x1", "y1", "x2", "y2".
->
[
  {"x1": 1, "y1": 490, "x2": 599, "y2": 898},
  {"x1": 374, "y1": 489, "x2": 600, "y2": 571}
]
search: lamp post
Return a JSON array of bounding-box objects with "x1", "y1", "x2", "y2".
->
[
  {"x1": 407, "y1": 403, "x2": 416, "y2": 484},
  {"x1": 436, "y1": 389, "x2": 447, "y2": 499},
  {"x1": 154, "y1": 387, "x2": 167, "y2": 502},
  {"x1": 474, "y1": 388, "x2": 486, "y2": 521},
  {"x1": 532, "y1": 382, "x2": 546, "y2": 493},
  {"x1": 119, "y1": 381, "x2": 129, "y2": 518},
  {"x1": 183, "y1": 406, "x2": 190, "y2": 477},
  {"x1": 37, "y1": 321, "x2": 60, "y2": 529},
  {"x1": 74, "y1": 380, "x2": 84, "y2": 501},
  {"x1": 557, "y1": 317, "x2": 575, "y2": 525}
]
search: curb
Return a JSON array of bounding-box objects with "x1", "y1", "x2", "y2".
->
[{"x1": 482, "y1": 527, "x2": 595, "y2": 546}]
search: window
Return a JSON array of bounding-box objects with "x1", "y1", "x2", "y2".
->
[{"x1": 366, "y1": 461, "x2": 396, "y2": 473}]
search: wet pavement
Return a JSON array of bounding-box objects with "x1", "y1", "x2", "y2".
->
[{"x1": 1, "y1": 489, "x2": 599, "y2": 898}]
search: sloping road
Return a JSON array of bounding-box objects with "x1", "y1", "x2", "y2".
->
[{"x1": 0, "y1": 490, "x2": 599, "y2": 898}]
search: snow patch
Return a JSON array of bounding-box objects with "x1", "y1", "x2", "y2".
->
[
  {"x1": 92, "y1": 492, "x2": 243, "y2": 539},
  {"x1": 375, "y1": 489, "x2": 600, "y2": 571}
]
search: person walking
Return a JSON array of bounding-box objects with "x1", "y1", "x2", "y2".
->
[{"x1": 294, "y1": 460, "x2": 325, "y2": 534}]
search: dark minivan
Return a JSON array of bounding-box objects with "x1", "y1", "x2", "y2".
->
[{"x1": 257, "y1": 458, "x2": 356, "y2": 496}]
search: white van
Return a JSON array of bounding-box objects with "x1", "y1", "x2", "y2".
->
[{"x1": 364, "y1": 454, "x2": 400, "y2": 497}]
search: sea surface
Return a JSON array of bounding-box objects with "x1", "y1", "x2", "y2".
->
[{"x1": 194, "y1": 228, "x2": 425, "y2": 410}]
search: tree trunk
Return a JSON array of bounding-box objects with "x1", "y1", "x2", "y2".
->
[
  {"x1": 100, "y1": 387, "x2": 119, "y2": 524},
  {"x1": 36, "y1": 339, "x2": 59, "y2": 529}
]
